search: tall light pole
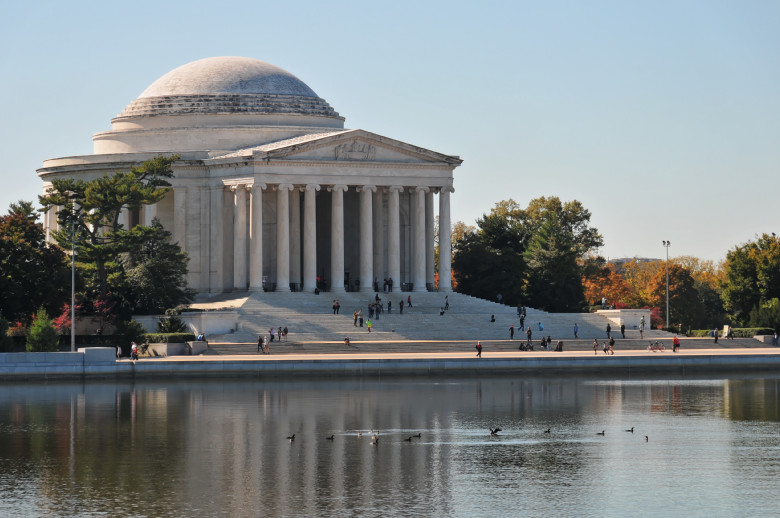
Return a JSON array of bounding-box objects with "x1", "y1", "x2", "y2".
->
[
  {"x1": 71, "y1": 202, "x2": 76, "y2": 352},
  {"x1": 662, "y1": 240, "x2": 671, "y2": 330}
]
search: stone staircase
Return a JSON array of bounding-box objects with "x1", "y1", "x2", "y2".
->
[{"x1": 203, "y1": 291, "x2": 669, "y2": 344}]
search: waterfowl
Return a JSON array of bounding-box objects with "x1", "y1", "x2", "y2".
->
[
  {"x1": 286, "y1": 434, "x2": 295, "y2": 441},
  {"x1": 404, "y1": 436, "x2": 413, "y2": 442},
  {"x1": 490, "y1": 427, "x2": 502, "y2": 436},
  {"x1": 326, "y1": 435, "x2": 334, "y2": 441},
  {"x1": 645, "y1": 436, "x2": 649, "y2": 442},
  {"x1": 543, "y1": 428, "x2": 551, "y2": 434},
  {"x1": 413, "y1": 433, "x2": 422, "y2": 438},
  {"x1": 596, "y1": 431, "x2": 605, "y2": 436},
  {"x1": 625, "y1": 427, "x2": 634, "y2": 433}
]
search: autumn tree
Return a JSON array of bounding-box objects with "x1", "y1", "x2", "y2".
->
[{"x1": 648, "y1": 263, "x2": 704, "y2": 329}]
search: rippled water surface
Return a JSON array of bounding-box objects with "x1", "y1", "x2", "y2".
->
[{"x1": 1, "y1": 376, "x2": 780, "y2": 517}]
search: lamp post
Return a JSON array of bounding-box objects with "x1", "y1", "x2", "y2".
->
[
  {"x1": 71, "y1": 202, "x2": 76, "y2": 352},
  {"x1": 662, "y1": 240, "x2": 671, "y2": 330}
]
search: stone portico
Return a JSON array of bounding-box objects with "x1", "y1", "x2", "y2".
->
[{"x1": 38, "y1": 56, "x2": 461, "y2": 295}]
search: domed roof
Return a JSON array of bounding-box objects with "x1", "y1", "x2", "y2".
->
[
  {"x1": 138, "y1": 56, "x2": 319, "y2": 98},
  {"x1": 117, "y1": 56, "x2": 341, "y2": 120}
]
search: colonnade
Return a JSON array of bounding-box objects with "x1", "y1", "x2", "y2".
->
[{"x1": 223, "y1": 182, "x2": 453, "y2": 294}]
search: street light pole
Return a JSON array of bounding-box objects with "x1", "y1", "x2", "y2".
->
[
  {"x1": 71, "y1": 204, "x2": 76, "y2": 352},
  {"x1": 662, "y1": 240, "x2": 670, "y2": 330}
]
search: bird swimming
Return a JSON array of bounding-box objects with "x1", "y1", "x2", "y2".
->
[
  {"x1": 490, "y1": 428, "x2": 502, "y2": 436},
  {"x1": 404, "y1": 436, "x2": 413, "y2": 442},
  {"x1": 596, "y1": 431, "x2": 605, "y2": 436},
  {"x1": 645, "y1": 436, "x2": 649, "y2": 442},
  {"x1": 543, "y1": 428, "x2": 551, "y2": 434},
  {"x1": 326, "y1": 435, "x2": 334, "y2": 441},
  {"x1": 286, "y1": 434, "x2": 295, "y2": 441},
  {"x1": 413, "y1": 433, "x2": 422, "y2": 438},
  {"x1": 625, "y1": 427, "x2": 634, "y2": 433}
]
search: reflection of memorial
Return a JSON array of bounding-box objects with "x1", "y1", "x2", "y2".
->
[{"x1": 39, "y1": 56, "x2": 461, "y2": 295}]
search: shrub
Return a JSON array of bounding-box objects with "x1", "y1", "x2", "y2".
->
[
  {"x1": 157, "y1": 315, "x2": 187, "y2": 333},
  {"x1": 688, "y1": 328, "x2": 774, "y2": 338},
  {"x1": 26, "y1": 308, "x2": 59, "y2": 352},
  {"x1": 116, "y1": 319, "x2": 147, "y2": 346}
]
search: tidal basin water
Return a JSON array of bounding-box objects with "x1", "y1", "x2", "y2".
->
[{"x1": 1, "y1": 375, "x2": 780, "y2": 517}]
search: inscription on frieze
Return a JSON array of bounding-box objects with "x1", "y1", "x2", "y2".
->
[{"x1": 334, "y1": 140, "x2": 376, "y2": 161}]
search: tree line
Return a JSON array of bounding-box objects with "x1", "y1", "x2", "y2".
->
[{"x1": 450, "y1": 197, "x2": 780, "y2": 332}]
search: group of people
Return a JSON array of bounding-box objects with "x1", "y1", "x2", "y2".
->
[
  {"x1": 593, "y1": 337, "x2": 615, "y2": 355},
  {"x1": 378, "y1": 278, "x2": 395, "y2": 292},
  {"x1": 258, "y1": 326, "x2": 289, "y2": 353}
]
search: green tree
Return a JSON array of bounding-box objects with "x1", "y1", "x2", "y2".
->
[
  {"x1": 26, "y1": 308, "x2": 59, "y2": 352},
  {"x1": 524, "y1": 211, "x2": 585, "y2": 311},
  {"x1": 0, "y1": 201, "x2": 70, "y2": 323},
  {"x1": 722, "y1": 234, "x2": 780, "y2": 325},
  {"x1": 39, "y1": 155, "x2": 178, "y2": 299},
  {"x1": 453, "y1": 196, "x2": 602, "y2": 309},
  {"x1": 123, "y1": 219, "x2": 194, "y2": 315}
]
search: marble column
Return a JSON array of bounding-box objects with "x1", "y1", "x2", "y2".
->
[
  {"x1": 209, "y1": 186, "x2": 226, "y2": 293},
  {"x1": 143, "y1": 202, "x2": 157, "y2": 226},
  {"x1": 303, "y1": 184, "x2": 320, "y2": 291},
  {"x1": 386, "y1": 186, "x2": 403, "y2": 292},
  {"x1": 173, "y1": 186, "x2": 187, "y2": 247},
  {"x1": 329, "y1": 185, "x2": 348, "y2": 293},
  {"x1": 249, "y1": 183, "x2": 266, "y2": 291},
  {"x1": 425, "y1": 190, "x2": 435, "y2": 289},
  {"x1": 289, "y1": 188, "x2": 301, "y2": 290},
  {"x1": 276, "y1": 184, "x2": 293, "y2": 292},
  {"x1": 358, "y1": 185, "x2": 376, "y2": 292},
  {"x1": 232, "y1": 185, "x2": 248, "y2": 291},
  {"x1": 438, "y1": 187, "x2": 454, "y2": 292},
  {"x1": 372, "y1": 190, "x2": 384, "y2": 288},
  {"x1": 413, "y1": 187, "x2": 428, "y2": 292},
  {"x1": 117, "y1": 208, "x2": 130, "y2": 230}
]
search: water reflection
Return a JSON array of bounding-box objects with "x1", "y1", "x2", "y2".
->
[{"x1": 1, "y1": 376, "x2": 780, "y2": 516}]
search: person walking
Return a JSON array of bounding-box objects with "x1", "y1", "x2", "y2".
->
[
  {"x1": 475, "y1": 341, "x2": 482, "y2": 358},
  {"x1": 407, "y1": 295, "x2": 413, "y2": 308},
  {"x1": 399, "y1": 300, "x2": 404, "y2": 314},
  {"x1": 509, "y1": 324, "x2": 515, "y2": 340},
  {"x1": 444, "y1": 296, "x2": 449, "y2": 310},
  {"x1": 593, "y1": 339, "x2": 599, "y2": 355},
  {"x1": 573, "y1": 323, "x2": 579, "y2": 339},
  {"x1": 713, "y1": 328, "x2": 719, "y2": 344},
  {"x1": 269, "y1": 327, "x2": 275, "y2": 343},
  {"x1": 257, "y1": 335, "x2": 263, "y2": 353},
  {"x1": 620, "y1": 323, "x2": 626, "y2": 339},
  {"x1": 519, "y1": 315, "x2": 525, "y2": 330},
  {"x1": 366, "y1": 320, "x2": 372, "y2": 333},
  {"x1": 672, "y1": 335, "x2": 680, "y2": 352},
  {"x1": 608, "y1": 336, "x2": 615, "y2": 355}
]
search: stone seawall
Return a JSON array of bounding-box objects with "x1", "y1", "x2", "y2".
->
[{"x1": 2, "y1": 348, "x2": 780, "y2": 381}]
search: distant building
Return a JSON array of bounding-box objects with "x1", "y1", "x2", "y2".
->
[{"x1": 39, "y1": 57, "x2": 461, "y2": 295}]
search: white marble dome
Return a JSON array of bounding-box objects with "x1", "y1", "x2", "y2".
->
[{"x1": 116, "y1": 56, "x2": 340, "y2": 119}]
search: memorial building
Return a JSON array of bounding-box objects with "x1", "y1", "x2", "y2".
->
[{"x1": 38, "y1": 57, "x2": 461, "y2": 295}]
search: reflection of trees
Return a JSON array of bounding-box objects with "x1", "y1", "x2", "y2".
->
[{"x1": 725, "y1": 379, "x2": 780, "y2": 421}]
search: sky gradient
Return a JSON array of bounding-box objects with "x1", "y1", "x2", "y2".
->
[{"x1": 2, "y1": 0, "x2": 778, "y2": 263}]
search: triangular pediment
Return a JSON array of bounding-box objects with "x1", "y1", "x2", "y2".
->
[{"x1": 211, "y1": 129, "x2": 462, "y2": 166}]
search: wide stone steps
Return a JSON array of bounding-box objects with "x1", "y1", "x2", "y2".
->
[{"x1": 201, "y1": 291, "x2": 667, "y2": 344}]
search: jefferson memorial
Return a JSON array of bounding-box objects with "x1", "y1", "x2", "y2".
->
[{"x1": 39, "y1": 57, "x2": 461, "y2": 296}]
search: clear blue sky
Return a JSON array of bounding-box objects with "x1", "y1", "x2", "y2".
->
[{"x1": 2, "y1": 0, "x2": 778, "y2": 263}]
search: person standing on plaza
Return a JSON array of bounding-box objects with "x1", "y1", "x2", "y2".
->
[
  {"x1": 519, "y1": 314, "x2": 525, "y2": 331},
  {"x1": 353, "y1": 311, "x2": 358, "y2": 327},
  {"x1": 407, "y1": 295, "x2": 413, "y2": 308},
  {"x1": 387, "y1": 301, "x2": 392, "y2": 313},
  {"x1": 639, "y1": 318, "x2": 645, "y2": 339},
  {"x1": 526, "y1": 327, "x2": 532, "y2": 346},
  {"x1": 257, "y1": 335, "x2": 263, "y2": 353},
  {"x1": 476, "y1": 341, "x2": 482, "y2": 358},
  {"x1": 672, "y1": 335, "x2": 680, "y2": 352},
  {"x1": 608, "y1": 336, "x2": 615, "y2": 355},
  {"x1": 593, "y1": 338, "x2": 599, "y2": 355},
  {"x1": 444, "y1": 295, "x2": 449, "y2": 310},
  {"x1": 399, "y1": 300, "x2": 404, "y2": 314},
  {"x1": 573, "y1": 323, "x2": 579, "y2": 339},
  {"x1": 620, "y1": 323, "x2": 626, "y2": 339},
  {"x1": 509, "y1": 324, "x2": 515, "y2": 340},
  {"x1": 606, "y1": 323, "x2": 611, "y2": 339},
  {"x1": 366, "y1": 319, "x2": 372, "y2": 332},
  {"x1": 269, "y1": 327, "x2": 275, "y2": 343}
]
